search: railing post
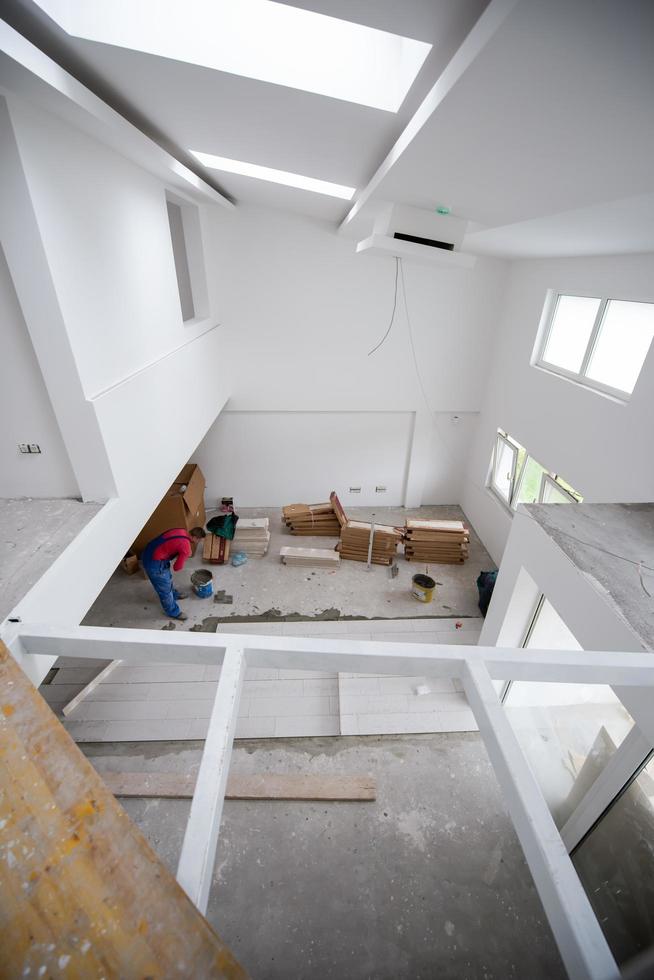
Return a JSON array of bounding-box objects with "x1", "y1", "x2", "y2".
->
[{"x1": 176, "y1": 644, "x2": 245, "y2": 914}]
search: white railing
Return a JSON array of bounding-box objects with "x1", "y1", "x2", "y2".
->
[{"x1": 10, "y1": 623, "x2": 654, "y2": 980}]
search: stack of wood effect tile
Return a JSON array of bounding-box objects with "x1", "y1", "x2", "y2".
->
[
  {"x1": 282, "y1": 498, "x2": 341, "y2": 536},
  {"x1": 338, "y1": 521, "x2": 402, "y2": 566},
  {"x1": 280, "y1": 546, "x2": 340, "y2": 568},
  {"x1": 403, "y1": 519, "x2": 469, "y2": 564},
  {"x1": 231, "y1": 517, "x2": 270, "y2": 557},
  {"x1": 202, "y1": 533, "x2": 231, "y2": 565}
]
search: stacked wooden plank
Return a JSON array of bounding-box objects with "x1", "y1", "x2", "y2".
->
[
  {"x1": 280, "y1": 546, "x2": 340, "y2": 568},
  {"x1": 202, "y1": 532, "x2": 231, "y2": 565},
  {"x1": 403, "y1": 519, "x2": 469, "y2": 564},
  {"x1": 338, "y1": 521, "x2": 402, "y2": 566},
  {"x1": 232, "y1": 517, "x2": 270, "y2": 557},
  {"x1": 282, "y1": 500, "x2": 341, "y2": 536}
]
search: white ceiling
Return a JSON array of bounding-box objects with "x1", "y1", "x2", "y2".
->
[
  {"x1": 5, "y1": 0, "x2": 654, "y2": 255},
  {"x1": 5, "y1": 0, "x2": 488, "y2": 221},
  {"x1": 351, "y1": 0, "x2": 654, "y2": 255}
]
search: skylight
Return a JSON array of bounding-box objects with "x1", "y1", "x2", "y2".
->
[
  {"x1": 32, "y1": 0, "x2": 432, "y2": 112},
  {"x1": 191, "y1": 151, "x2": 355, "y2": 200}
]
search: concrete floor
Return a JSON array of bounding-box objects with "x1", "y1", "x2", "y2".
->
[
  {"x1": 82, "y1": 505, "x2": 493, "y2": 629},
  {"x1": 85, "y1": 734, "x2": 566, "y2": 980},
  {"x1": 0, "y1": 497, "x2": 101, "y2": 622}
]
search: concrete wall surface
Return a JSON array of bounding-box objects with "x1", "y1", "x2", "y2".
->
[{"x1": 462, "y1": 252, "x2": 654, "y2": 562}]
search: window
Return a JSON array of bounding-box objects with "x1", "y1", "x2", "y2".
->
[
  {"x1": 165, "y1": 193, "x2": 209, "y2": 325},
  {"x1": 488, "y1": 431, "x2": 582, "y2": 511},
  {"x1": 535, "y1": 292, "x2": 654, "y2": 398}
]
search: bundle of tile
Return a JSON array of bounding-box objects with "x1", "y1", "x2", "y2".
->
[
  {"x1": 231, "y1": 517, "x2": 270, "y2": 557},
  {"x1": 338, "y1": 521, "x2": 402, "y2": 566},
  {"x1": 202, "y1": 533, "x2": 231, "y2": 565},
  {"x1": 282, "y1": 499, "x2": 341, "y2": 536},
  {"x1": 403, "y1": 519, "x2": 469, "y2": 564},
  {"x1": 280, "y1": 546, "x2": 340, "y2": 568}
]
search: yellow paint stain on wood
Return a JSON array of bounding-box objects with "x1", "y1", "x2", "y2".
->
[{"x1": 0, "y1": 642, "x2": 248, "y2": 980}]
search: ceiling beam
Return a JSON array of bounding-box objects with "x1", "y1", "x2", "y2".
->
[{"x1": 339, "y1": 0, "x2": 519, "y2": 232}]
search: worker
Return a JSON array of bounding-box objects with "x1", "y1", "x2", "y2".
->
[{"x1": 141, "y1": 527, "x2": 206, "y2": 621}]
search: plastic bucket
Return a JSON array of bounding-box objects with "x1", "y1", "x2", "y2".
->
[
  {"x1": 191, "y1": 569, "x2": 213, "y2": 598},
  {"x1": 411, "y1": 573, "x2": 436, "y2": 603}
]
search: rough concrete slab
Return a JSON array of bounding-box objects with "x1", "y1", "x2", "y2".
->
[
  {"x1": 525, "y1": 502, "x2": 654, "y2": 651},
  {"x1": 0, "y1": 497, "x2": 102, "y2": 622},
  {"x1": 85, "y1": 735, "x2": 566, "y2": 980}
]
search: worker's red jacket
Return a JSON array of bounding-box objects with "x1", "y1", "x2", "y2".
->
[{"x1": 152, "y1": 529, "x2": 193, "y2": 571}]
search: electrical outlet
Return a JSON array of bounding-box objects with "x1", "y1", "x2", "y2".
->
[
  {"x1": 29, "y1": 444, "x2": 41, "y2": 454},
  {"x1": 375, "y1": 486, "x2": 387, "y2": 493},
  {"x1": 349, "y1": 486, "x2": 361, "y2": 493},
  {"x1": 18, "y1": 444, "x2": 30, "y2": 454}
]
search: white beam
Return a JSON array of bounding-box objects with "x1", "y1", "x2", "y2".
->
[
  {"x1": 176, "y1": 645, "x2": 245, "y2": 914},
  {"x1": 16, "y1": 624, "x2": 654, "y2": 688},
  {"x1": 463, "y1": 659, "x2": 619, "y2": 980},
  {"x1": 62, "y1": 660, "x2": 121, "y2": 716},
  {"x1": 560, "y1": 725, "x2": 652, "y2": 853},
  {"x1": 339, "y1": 0, "x2": 519, "y2": 231},
  {"x1": 0, "y1": 21, "x2": 233, "y2": 209}
]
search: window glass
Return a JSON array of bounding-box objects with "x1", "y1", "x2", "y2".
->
[
  {"x1": 585, "y1": 300, "x2": 654, "y2": 394},
  {"x1": 572, "y1": 753, "x2": 654, "y2": 967},
  {"x1": 542, "y1": 295, "x2": 601, "y2": 373},
  {"x1": 513, "y1": 455, "x2": 547, "y2": 508},
  {"x1": 491, "y1": 436, "x2": 516, "y2": 503},
  {"x1": 541, "y1": 480, "x2": 573, "y2": 504},
  {"x1": 504, "y1": 599, "x2": 634, "y2": 829}
]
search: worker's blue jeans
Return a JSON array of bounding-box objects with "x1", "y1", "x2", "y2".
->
[{"x1": 142, "y1": 558, "x2": 181, "y2": 618}]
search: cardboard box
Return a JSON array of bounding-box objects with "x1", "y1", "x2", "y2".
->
[{"x1": 132, "y1": 463, "x2": 206, "y2": 554}]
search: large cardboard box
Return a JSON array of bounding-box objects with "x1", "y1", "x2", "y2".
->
[{"x1": 132, "y1": 464, "x2": 206, "y2": 555}]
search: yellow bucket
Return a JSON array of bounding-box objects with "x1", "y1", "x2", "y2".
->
[{"x1": 411, "y1": 573, "x2": 436, "y2": 603}]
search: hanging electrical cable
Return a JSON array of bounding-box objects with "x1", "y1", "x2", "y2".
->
[
  {"x1": 367, "y1": 255, "x2": 399, "y2": 356},
  {"x1": 400, "y1": 258, "x2": 433, "y2": 414}
]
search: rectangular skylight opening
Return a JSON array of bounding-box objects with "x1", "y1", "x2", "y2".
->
[
  {"x1": 191, "y1": 151, "x2": 356, "y2": 200},
  {"x1": 32, "y1": 0, "x2": 431, "y2": 112}
]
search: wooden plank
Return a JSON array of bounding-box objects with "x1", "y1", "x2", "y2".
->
[
  {"x1": 0, "y1": 642, "x2": 246, "y2": 980},
  {"x1": 102, "y1": 771, "x2": 376, "y2": 801}
]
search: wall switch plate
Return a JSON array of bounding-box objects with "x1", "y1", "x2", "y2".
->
[
  {"x1": 18, "y1": 444, "x2": 31, "y2": 454},
  {"x1": 29, "y1": 444, "x2": 41, "y2": 454},
  {"x1": 349, "y1": 486, "x2": 361, "y2": 493},
  {"x1": 375, "y1": 486, "x2": 387, "y2": 493}
]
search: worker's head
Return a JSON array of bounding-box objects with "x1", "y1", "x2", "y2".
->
[{"x1": 190, "y1": 527, "x2": 206, "y2": 540}]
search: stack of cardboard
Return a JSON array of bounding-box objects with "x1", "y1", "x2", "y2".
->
[
  {"x1": 403, "y1": 519, "x2": 469, "y2": 564},
  {"x1": 282, "y1": 500, "x2": 341, "y2": 536},
  {"x1": 338, "y1": 521, "x2": 402, "y2": 566},
  {"x1": 280, "y1": 546, "x2": 340, "y2": 568},
  {"x1": 232, "y1": 517, "x2": 270, "y2": 557},
  {"x1": 132, "y1": 463, "x2": 206, "y2": 554},
  {"x1": 202, "y1": 533, "x2": 231, "y2": 565}
]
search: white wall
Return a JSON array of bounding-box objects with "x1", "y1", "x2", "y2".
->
[
  {"x1": 0, "y1": 246, "x2": 78, "y2": 498},
  {"x1": 195, "y1": 410, "x2": 414, "y2": 507},
  {"x1": 196, "y1": 205, "x2": 507, "y2": 505},
  {"x1": 462, "y1": 252, "x2": 654, "y2": 562},
  {"x1": 1, "y1": 95, "x2": 231, "y2": 676}
]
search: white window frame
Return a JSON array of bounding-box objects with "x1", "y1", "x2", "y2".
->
[
  {"x1": 487, "y1": 431, "x2": 581, "y2": 513},
  {"x1": 534, "y1": 291, "x2": 654, "y2": 402},
  {"x1": 489, "y1": 432, "x2": 518, "y2": 508},
  {"x1": 540, "y1": 473, "x2": 578, "y2": 504}
]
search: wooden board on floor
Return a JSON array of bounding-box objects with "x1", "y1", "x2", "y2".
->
[
  {"x1": 0, "y1": 642, "x2": 245, "y2": 979},
  {"x1": 101, "y1": 771, "x2": 376, "y2": 801}
]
